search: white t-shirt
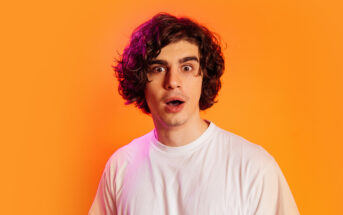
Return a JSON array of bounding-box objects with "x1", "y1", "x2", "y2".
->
[{"x1": 89, "y1": 122, "x2": 299, "y2": 215}]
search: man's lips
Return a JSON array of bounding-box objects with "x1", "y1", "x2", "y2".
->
[
  {"x1": 163, "y1": 96, "x2": 186, "y2": 113},
  {"x1": 164, "y1": 97, "x2": 186, "y2": 104},
  {"x1": 164, "y1": 101, "x2": 185, "y2": 113}
]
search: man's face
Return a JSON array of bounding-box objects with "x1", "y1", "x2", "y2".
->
[{"x1": 144, "y1": 40, "x2": 203, "y2": 128}]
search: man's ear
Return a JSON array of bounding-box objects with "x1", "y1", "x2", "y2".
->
[{"x1": 198, "y1": 68, "x2": 204, "y2": 77}]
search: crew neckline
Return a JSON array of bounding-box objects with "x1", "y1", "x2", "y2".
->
[{"x1": 150, "y1": 121, "x2": 216, "y2": 156}]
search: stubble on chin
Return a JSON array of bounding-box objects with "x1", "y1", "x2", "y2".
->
[
  {"x1": 155, "y1": 113, "x2": 187, "y2": 129},
  {"x1": 165, "y1": 119, "x2": 185, "y2": 127}
]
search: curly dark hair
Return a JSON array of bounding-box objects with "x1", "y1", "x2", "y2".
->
[{"x1": 114, "y1": 13, "x2": 225, "y2": 114}]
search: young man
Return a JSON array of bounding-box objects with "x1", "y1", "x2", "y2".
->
[{"x1": 89, "y1": 13, "x2": 300, "y2": 215}]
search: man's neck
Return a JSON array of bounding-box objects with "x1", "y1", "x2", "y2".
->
[{"x1": 153, "y1": 116, "x2": 209, "y2": 147}]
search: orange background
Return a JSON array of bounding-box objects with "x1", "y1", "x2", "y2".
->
[{"x1": 1, "y1": 0, "x2": 342, "y2": 214}]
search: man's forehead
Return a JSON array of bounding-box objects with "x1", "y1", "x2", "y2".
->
[{"x1": 151, "y1": 40, "x2": 200, "y2": 63}]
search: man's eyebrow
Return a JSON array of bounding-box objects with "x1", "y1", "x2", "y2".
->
[
  {"x1": 179, "y1": 56, "x2": 199, "y2": 64},
  {"x1": 149, "y1": 59, "x2": 168, "y2": 66},
  {"x1": 150, "y1": 56, "x2": 199, "y2": 66}
]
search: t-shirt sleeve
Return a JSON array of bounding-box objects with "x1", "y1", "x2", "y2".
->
[
  {"x1": 248, "y1": 159, "x2": 300, "y2": 215},
  {"x1": 88, "y1": 157, "x2": 117, "y2": 215}
]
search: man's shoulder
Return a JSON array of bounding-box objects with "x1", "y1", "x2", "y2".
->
[
  {"x1": 106, "y1": 130, "x2": 154, "y2": 167},
  {"x1": 213, "y1": 124, "x2": 276, "y2": 169},
  {"x1": 212, "y1": 124, "x2": 280, "y2": 189}
]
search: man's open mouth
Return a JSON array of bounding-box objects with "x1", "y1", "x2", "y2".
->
[{"x1": 166, "y1": 100, "x2": 185, "y2": 106}]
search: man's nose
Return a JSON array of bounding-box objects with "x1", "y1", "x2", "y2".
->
[{"x1": 164, "y1": 67, "x2": 181, "y2": 89}]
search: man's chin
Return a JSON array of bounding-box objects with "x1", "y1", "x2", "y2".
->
[
  {"x1": 151, "y1": 111, "x2": 188, "y2": 129},
  {"x1": 161, "y1": 116, "x2": 186, "y2": 128}
]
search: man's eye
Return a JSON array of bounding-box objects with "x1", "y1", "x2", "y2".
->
[
  {"x1": 153, "y1": 66, "x2": 166, "y2": 73},
  {"x1": 182, "y1": 65, "x2": 193, "y2": 72}
]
